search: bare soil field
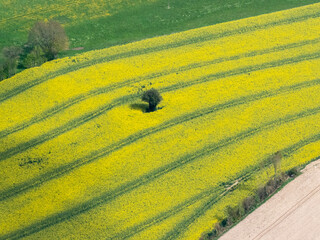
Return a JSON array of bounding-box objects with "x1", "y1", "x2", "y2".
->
[{"x1": 220, "y1": 159, "x2": 320, "y2": 240}]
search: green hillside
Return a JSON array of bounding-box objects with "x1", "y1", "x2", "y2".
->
[{"x1": 0, "y1": 0, "x2": 319, "y2": 61}]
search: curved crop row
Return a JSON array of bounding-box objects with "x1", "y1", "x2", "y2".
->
[
  {"x1": 3, "y1": 103, "x2": 320, "y2": 238},
  {"x1": 1, "y1": 50, "x2": 320, "y2": 164},
  {"x1": 2, "y1": 36, "x2": 320, "y2": 140},
  {"x1": 1, "y1": 77, "x2": 320, "y2": 202}
]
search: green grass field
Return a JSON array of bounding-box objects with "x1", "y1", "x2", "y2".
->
[{"x1": 0, "y1": 0, "x2": 319, "y2": 61}]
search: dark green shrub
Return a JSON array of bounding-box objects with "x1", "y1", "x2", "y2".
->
[
  {"x1": 200, "y1": 222, "x2": 223, "y2": 240},
  {"x1": 220, "y1": 218, "x2": 228, "y2": 228},
  {"x1": 22, "y1": 45, "x2": 47, "y2": 68},
  {"x1": 141, "y1": 88, "x2": 162, "y2": 112},
  {"x1": 1, "y1": 46, "x2": 22, "y2": 77},
  {"x1": 226, "y1": 205, "x2": 243, "y2": 225},
  {"x1": 212, "y1": 222, "x2": 224, "y2": 237},
  {"x1": 0, "y1": 63, "x2": 6, "y2": 81},
  {"x1": 287, "y1": 167, "x2": 299, "y2": 177},
  {"x1": 200, "y1": 231, "x2": 215, "y2": 240}
]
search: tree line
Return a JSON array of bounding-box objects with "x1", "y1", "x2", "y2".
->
[{"x1": 0, "y1": 20, "x2": 69, "y2": 81}]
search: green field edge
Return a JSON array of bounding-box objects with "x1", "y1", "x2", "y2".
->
[
  {"x1": 2, "y1": 103, "x2": 320, "y2": 239},
  {"x1": 1, "y1": 51, "x2": 320, "y2": 163},
  {"x1": 1, "y1": 36, "x2": 320, "y2": 139},
  {"x1": 1, "y1": 10, "x2": 319, "y2": 103}
]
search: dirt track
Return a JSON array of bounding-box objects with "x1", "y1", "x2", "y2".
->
[{"x1": 220, "y1": 159, "x2": 320, "y2": 240}]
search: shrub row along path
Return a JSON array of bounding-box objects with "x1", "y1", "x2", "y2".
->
[{"x1": 220, "y1": 159, "x2": 320, "y2": 240}]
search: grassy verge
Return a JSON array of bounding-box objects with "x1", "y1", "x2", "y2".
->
[
  {"x1": 60, "y1": 0, "x2": 320, "y2": 57},
  {"x1": 1, "y1": 0, "x2": 319, "y2": 80},
  {"x1": 199, "y1": 167, "x2": 302, "y2": 240},
  {"x1": 1, "y1": 0, "x2": 319, "y2": 59}
]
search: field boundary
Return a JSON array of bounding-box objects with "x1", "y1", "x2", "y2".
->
[{"x1": 1, "y1": 9, "x2": 320, "y2": 103}]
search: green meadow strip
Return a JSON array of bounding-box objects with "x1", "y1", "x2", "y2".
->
[
  {"x1": 0, "y1": 10, "x2": 319, "y2": 103},
  {"x1": 2, "y1": 106, "x2": 320, "y2": 239},
  {"x1": 2, "y1": 36, "x2": 320, "y2": 139},
  {"x1": 0, "y1": 1, "x2": 77, "y2": 24},
  {"x1": 1, "y1": 77, "x2": 320, "y2": 202},
  {"x1": 0, "y1": 51, "x2": 320, "y2": 163}
]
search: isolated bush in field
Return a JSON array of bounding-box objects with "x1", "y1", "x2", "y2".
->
[
  {"x1": 141, "y1": 88, "x2": 162, "y2": 112},
  {"x1": 28, "y1": 20, "x2": 69, "y2": 60},
  {"x1": 22, "y1": 45, "x2": 47, "y2": 68}
]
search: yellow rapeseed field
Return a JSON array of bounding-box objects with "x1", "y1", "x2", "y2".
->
[{"x1": 1, "y1": 2, "x2": 320, "y2": 240}]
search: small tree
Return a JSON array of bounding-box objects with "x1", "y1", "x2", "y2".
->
[
  {"x1": 0, "y1": 63, "x2": 6, "y2": 81},
  {"x1": 2, "y1": 46, "x2": 22, "y2": 77},
  {"x1": 3, "y1": 46, "x2": 22, "y2": 60},
  {"x1": 271, "y1": 151, "x2": 282, "y2": 176},
  {"x1": 28, "y1": 20, "x2": 69, "y2": 60},
  {"x1": 142, "y1": 88, "x2": 162, "y2": 112},
  {"x1": 22, "y1": 45, "x2": 47, "y2": 68}
]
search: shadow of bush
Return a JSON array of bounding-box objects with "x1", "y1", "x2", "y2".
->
[{"x1": 129, "y1": 103, "x2": 149, "y2": 112}]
